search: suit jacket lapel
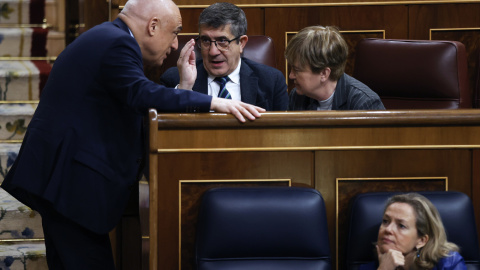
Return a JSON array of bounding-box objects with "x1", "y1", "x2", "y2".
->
[
  {"x1": 193, "y1": 60, "x2": 209, "y2": 95},
  {"x1": 239, "y1": 60, "x2": 258, "y2": 105}
]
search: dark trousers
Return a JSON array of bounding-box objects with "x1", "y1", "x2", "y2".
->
[{"x1": 29, "y1": 194, "x2": 116, "y2": 270}]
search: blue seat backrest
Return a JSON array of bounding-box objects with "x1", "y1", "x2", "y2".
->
[{"x1": 195, "y1": 187, "x2": 331, "y2": 270}]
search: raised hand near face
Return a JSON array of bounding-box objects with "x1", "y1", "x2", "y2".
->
[
  {"x1": 377, "y1": 245, "x2": 406, "y2": 270},
  {"x1": 177, "y1": 39, "x2": 197, "y2": 90}
]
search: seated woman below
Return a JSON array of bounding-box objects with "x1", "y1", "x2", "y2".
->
[
  {"x1": 360, "y1": 193, "x2": 466, "y2": 270},
  {"x1": 285, "y1": 26, "x2": 385, "y2": 110}
]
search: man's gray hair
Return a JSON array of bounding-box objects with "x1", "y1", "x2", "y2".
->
[{"x1": 198, "y1": 2, "x2": 247, "y2": 38}]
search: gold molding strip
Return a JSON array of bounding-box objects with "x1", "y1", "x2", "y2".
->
[
  {"x1": 0, "y1": 140, "x2": 24, "y2": 143},
  {"x1": 119, "y1": 0, "x2": 480, "y2": 10},
  {"x1": 0, "y1": 238, "x2": 45, "y2": 242},
  {"x1": 0, "y1": 101, "x2": 39, "y2": 104},
  {"x1": 429, "y1": 27, "x2": 480, "y2": 40},
  {"x1": 179, "y1": 179, "x2": 292, "y2": 184},
  {"x1": 336, "y1": 176, "x2": 448, "y2": 183},
  {"x1": 157, "y1": 144, "x2": 480, "y2": 153},
  {"x1": 178, "y1": 179, "x2": 291, "y2": 269},
  {"x1": 174, "y1": 0, "x2": 480, "y2": 8},
  {"x1": 335, "y1": 176, "x2": 448, "y2": 270}
]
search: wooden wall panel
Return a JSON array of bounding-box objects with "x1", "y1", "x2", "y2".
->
[
  {"x1": 83, "y1": 0, "x2": 109, "y2": 31},
  {"x1": 409, "y1": 4, "x2": 480, "y2": 40}
]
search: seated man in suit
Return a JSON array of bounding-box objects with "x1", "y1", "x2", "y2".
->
[
  {"x1": 160, "y1": 2, "x2": 288, "y2": 111},
  {"x1": 286, "y1": 26, "x2": 385, "y2": 110}
]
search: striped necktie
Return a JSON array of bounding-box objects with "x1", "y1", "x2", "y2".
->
[{"x1": 214, "y1": 76, "x2": 232, "y2": 99}]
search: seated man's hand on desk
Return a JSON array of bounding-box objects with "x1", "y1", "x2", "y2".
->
[
  {"x1": 177, "y1": 39, "x2": 197, "y2": 90},
  {"x1": 210, "y1": 97, "x2": 265, "y2": 122}
]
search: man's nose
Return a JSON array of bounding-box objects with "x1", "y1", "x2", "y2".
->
[
  {"x1": 171, "y1": 37, "x2": 179, "y2": 51},
  {"x1": 208, "y1": 42, "x2": 221, "y2": 54}
]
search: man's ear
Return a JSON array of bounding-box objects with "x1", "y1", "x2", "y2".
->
[
  {"x1": 320, "y1": 68, "x2": 331, "y2": 82},
  {"x1": 148, "y1": 17, "x2": 159, "y2": 36},
  {"x1": 239, "y1": 35, "x2": 248, "y2": 54},
  {"x1": 416, "y1": 234, "x2": 429, "y2": 250}
]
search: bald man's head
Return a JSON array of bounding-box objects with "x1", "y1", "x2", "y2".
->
[
  {"x1": 119, "y1": 0, "x2": 182, "y2": 67},
  {"x1": 122, "y1": 0, "x2": 178, "y2": 23}
]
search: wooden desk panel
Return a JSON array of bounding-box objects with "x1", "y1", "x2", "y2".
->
[{"x1": 147, "y1": 109, "x2": 480, "y2": 270}]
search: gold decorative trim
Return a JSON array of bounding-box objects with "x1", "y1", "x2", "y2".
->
[
  {"x1": 429, "y1": 27, "x2": 480, "y2": 40},
  {"x1": 142, "y1": 236, "x2": 150, "y2": 239},
  {"x1": 85, "y1": 0, "x2": 478, "y2": 11},
  {"x1": 0, "y1": 140, "x2": 24, "y2": 143},
  {"x1": 335, "y1": 176, "x2": 448, "y2": 270},
  {"x1": 158, "y1": 144, "x2": 480, "y2": 153},
  {"x1": 0, "y1": 238, "x2": 45, "y2": 242},
  {"x1": 0, "y1": 101, "x2": 39, "y2": 104},
  {"x1": 171, "y1": 0, "x2": 480, "y2": 9},
  {"x1": 179, "y1": 179, "x2": 292, "y2": 183},
  {"x1": 139, "y1": 180, "x2": 148, "y2": 185},
  {"x1": 178, "y1": 179, "x2": 291, "y2": 269},
  {"x1": 284, "y1": 30, "x2": 385, "y2": 86},
  {"x1": 336, "y1": 176, "x2": 448, "y2": 184}
]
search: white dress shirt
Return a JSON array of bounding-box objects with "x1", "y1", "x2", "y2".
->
[{"x1": 207, "y1": 60, "x2": 242, "y2": 101}]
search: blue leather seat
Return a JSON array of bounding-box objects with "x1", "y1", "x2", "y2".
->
[
  {"x1": 346, "y1": 191, "x2": 480, "y2": 270},
  {"x1": 195, "y1": 187, "x2": 331, "y2": 270}
]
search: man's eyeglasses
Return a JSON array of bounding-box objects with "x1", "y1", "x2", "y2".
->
[{"x1": 195, "y1": 36, "x2": 241, "y2": 51}]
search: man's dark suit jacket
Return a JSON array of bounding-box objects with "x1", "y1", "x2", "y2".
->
[
  {"x1": 1, "y1": 18, "x2": 212, "y2": 234},
  {"x1": 159, "y1": 58, "x2": 289, "y2": 111}
]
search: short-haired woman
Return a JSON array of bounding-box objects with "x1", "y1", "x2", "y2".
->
[{"x1": 285, "y1": 26, "x2": 385, "y2": 111}]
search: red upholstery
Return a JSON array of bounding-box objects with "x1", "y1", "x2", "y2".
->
[
  {"x1": 353, "y1": 38, "x2": 471, "y2": 109},
  {"x1": 159, "y1": 35, "x2": 277, "y2": 74}
]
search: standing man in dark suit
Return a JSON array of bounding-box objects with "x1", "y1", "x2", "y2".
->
[
  {"x1": 160, "y1": 2, "x2": 289, "y2": 111},
  {"x1": 0, "y1": 0, "x2": 264, "y2": 269},
  {"x1": 286, "y1": 26, "x2": 385, "y2": 111}
]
